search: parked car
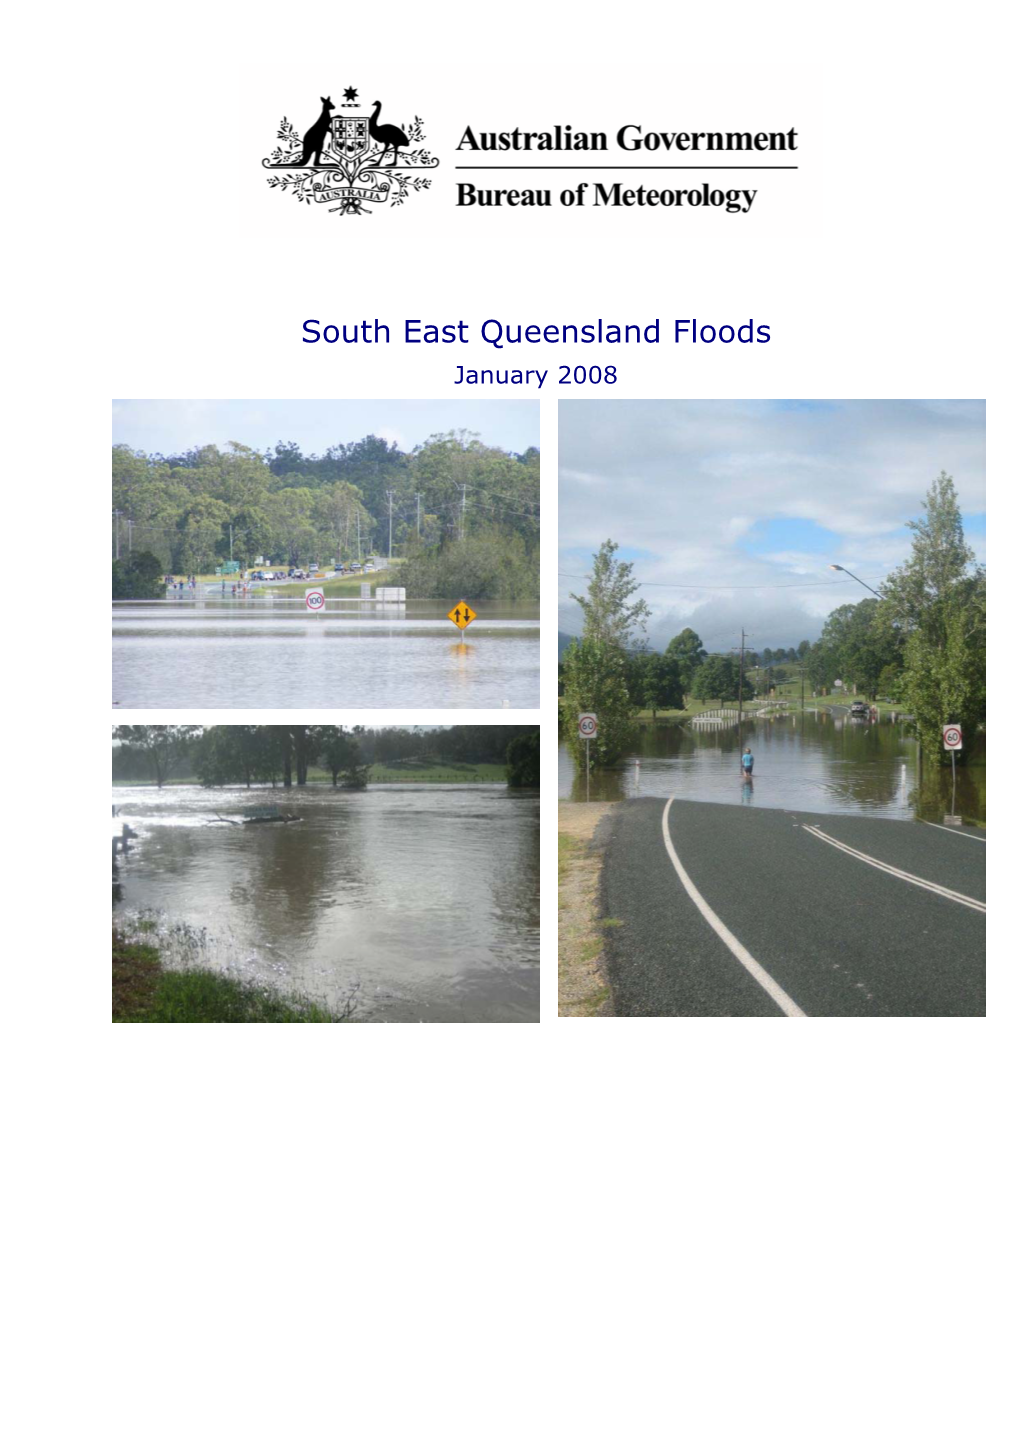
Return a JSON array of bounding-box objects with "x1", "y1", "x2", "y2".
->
[{"x1": 850, "y1": 701, "x2": 870, "y2": 717}]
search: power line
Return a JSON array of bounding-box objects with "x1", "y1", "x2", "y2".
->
[{"x1": 558, "y1": 571, "x2": 888, "y2": 591}]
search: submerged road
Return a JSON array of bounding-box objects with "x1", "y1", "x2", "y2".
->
[{"x1": 599, "y1": 799, "x2": 985, "y2": 1017}]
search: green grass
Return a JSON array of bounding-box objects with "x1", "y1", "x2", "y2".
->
[
  {"x1": 114, "y1": 766, "x2": 506, "y2": 789},
  {"x1": 365, "y1": 761, "x2": 507, "y2": 784},
  {"x1": 112, "y1": 930, "x2": 352, "y2": 1023},
  {"x1": 558, "y1": 833, "x2": 580, "y2": 886}
]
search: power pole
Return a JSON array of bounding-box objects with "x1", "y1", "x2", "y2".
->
[
  {"x1": 127, "y1": 518, "x2": 134, "y2": 554},
  {"x1": 386, "y1": 489, "x2": 394, "y2": 560},
  {"x1": 460, "y1": 483, "x2": 467, "y2": 542},
  {"x1": 356, "y1": 509, "x2": 361, "y2": 560},
  {"x1": 229, "y1": 523, "x2": 234, "y2": 563},
  {"x1": 113, "y1": 509, "x2": 122, "y2": 560},
  {"x1": 416, "y1": 492, "x2": 422, "y2": 536}
]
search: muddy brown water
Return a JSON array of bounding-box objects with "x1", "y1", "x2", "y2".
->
[
  {"x1": 112, "y1": 784, "x2": 540, "y2": 1022},
  {"x1": 113, "y1": 598, "x2": 539, "y2": 708},
  {"x1": 559, "y1": 709, "x2": 985, "y2": 824}
]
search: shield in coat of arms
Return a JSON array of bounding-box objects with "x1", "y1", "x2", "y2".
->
[{"x1": 331, "y1": 115, "x2": 369, "y2": 161}]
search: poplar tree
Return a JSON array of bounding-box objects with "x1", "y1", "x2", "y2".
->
[{"x1": 561, "y1": 540, "x2": 649, "y2": 766}]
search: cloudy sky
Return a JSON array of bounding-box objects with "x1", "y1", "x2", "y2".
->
[
  {"x1": 112, "y1": 399, "x2": 538, "y2": 457},
  {"x1": 559, "y1": 400, "x2": 985, "y2": 653}
]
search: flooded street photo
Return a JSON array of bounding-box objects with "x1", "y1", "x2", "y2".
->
[
  {"x1": 559, "y1": 709, "x2": 985, "y2": 825},
  {"x1": 113, "y1": 598, "x2": 539, "y2": 708},
  {"x1": 112, "y1": 399, "x2": 540, "y2": 710},
  {"x1": 558, "y1": 401, "x2": 985, "y2": 1018},
  {"x1": 114, "y1": 784, "x2": 539, "y2": 1022}
]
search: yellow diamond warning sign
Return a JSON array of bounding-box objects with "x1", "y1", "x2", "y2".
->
[{"x1": 447, "y1": 601, "x2": 477, "y2": 630}]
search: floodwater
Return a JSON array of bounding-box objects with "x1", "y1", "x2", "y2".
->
[
  {"x1": 559, "y1": 708, "x2": 986, "y2": 824},
  {"x1": 112, "y1": 784, "x2": 540, "y2": 1022},
  {"x1": 113, "y1": 598, "x2": 539, "y2": 708}
]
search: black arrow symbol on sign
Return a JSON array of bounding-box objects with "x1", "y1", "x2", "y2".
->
[{"x1": 454, "y1": 608, "x2": 462, "y2": 623}]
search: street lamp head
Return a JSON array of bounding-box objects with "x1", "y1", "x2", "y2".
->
[{"x1": 829, "y1": 564, "x2": 845, "y2": 571}]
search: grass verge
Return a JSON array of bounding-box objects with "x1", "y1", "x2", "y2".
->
[
  {"x1": 112, "y1": 929, "x2": 352, "y2": 1023},
  {"x1": 558, "y1": 802, "x2": 617, "y2": 1018}
]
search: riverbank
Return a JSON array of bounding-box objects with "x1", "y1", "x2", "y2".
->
[
  {"x1": 112, "y1": 928, "x2": 354, "y2": 1022},
  {"x1": 113, "y1": 764, "x2": 510, "y2": 788},
  {"x1": 558, "y1": 802, "x2": 617, "y2": 1017}
]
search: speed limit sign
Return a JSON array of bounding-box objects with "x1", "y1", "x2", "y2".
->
[
  {"x1": 942, "y1": 724, "x2": 963, "y2": 750},
  {"x1": 578, "y1": 712, "x2": 598, "y2": 740},
  {"x1": 305, "y1": 587, "x2": 326, "y2": 613}
]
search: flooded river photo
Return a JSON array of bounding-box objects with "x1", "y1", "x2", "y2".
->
[
  {"x1": 113, "y1": 598, "x2": 539, "y2": 708},
  {"x1": 560, "y1": 709, "x2": 985, "y2": 825},
  {"x1": 113, "y1": 785, "x2": 540, "y2": 1022}
]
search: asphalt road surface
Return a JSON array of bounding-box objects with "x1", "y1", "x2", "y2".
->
[{"x1": 599, "y1": 799, "x2": 985, "y2": 1016}]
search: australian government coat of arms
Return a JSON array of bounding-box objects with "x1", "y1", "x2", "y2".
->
[{"x1": 262, "y1": 89, "x2": 439, "y2": 216}]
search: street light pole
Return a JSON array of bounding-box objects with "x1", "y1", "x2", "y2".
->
[{"x1": 829, "y1": 563, "x2": 884, "y2": 598}]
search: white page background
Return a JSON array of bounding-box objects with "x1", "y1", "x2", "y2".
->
[{"x1": 6, "y1": 3, "x2": 1014, "y2": 1440}]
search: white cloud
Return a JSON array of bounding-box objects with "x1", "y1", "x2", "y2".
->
[{"x1": 559, "y1": 400, "x2": 985, "y2": 650}]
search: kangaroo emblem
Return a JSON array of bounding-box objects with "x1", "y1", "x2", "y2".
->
[{"x1": 300, "y1": 96, "x2": 335, "y2": 166}]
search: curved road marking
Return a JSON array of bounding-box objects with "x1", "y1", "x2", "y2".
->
[
  {"x1": 801, "y1": 825, "x2": 986, "y2": 913},
  {"x1": 661, "y1": 799, "x2": 806, "y2": 1018},
  {"x1": 923, "y1": 821, "x2": 986, "y2": 843}
]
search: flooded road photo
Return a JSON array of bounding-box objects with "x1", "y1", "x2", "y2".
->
[
  {"x1": 113, "y1": 785, "x2": 540, "y2": 1022},
  {"x1": 113, "y1": 599, "x2": 539, "y2": 709},
  {"x1": 559, "y1": 709, "x2": 985, "y2": 825}
]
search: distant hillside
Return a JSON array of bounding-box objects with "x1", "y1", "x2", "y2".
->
[{"x1": 558, "y1": 632, "x2": 577, "y2": 659}]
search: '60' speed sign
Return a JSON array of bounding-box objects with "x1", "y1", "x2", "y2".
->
[
  {"x1": 942, "y1": 724, "x2": 963, "y2": 750},
  {"x1": 578, "y1": 712, "x2": 598, "y2": 740}
]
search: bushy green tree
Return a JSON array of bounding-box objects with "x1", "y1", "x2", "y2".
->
[
  {"x1": 882, "y1": 473, "x2": 985, "y2": 760},
  {"x1": 399, "y1": 527, "x2": 538, "y2": 600},
  {"x1": 665, "y1": 627, "x2": 706, "y2": 693},
  {"x1": 561, "y1": 637, "x2": 636, "y2": 767},
  {"x1": 506, "y1": 732, "x2": 539, "y2": 787},
  {"x1": 114, "y1": 725, "x2": 198, "y2": 788},
  {"x1": 627, "y1": 651, "x2": 684, "y2": 717},
  {"x1": 689, "y1": 654, "x2": 752, "y2": 704},
  {"x1": 112, "y1": 550, "x2": 165, "y2": 600}
]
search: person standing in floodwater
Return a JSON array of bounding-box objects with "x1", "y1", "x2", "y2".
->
[{"x1": 741, "y1": 745, "x2": 754, "y2": 777}]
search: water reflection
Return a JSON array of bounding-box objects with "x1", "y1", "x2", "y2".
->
[
  {"x1": 559, "y1": 711, "x2": 985, "y2": 823},
  {"x1": 112, "y1": 784, "x2": 540, "y2": 1021},
  {"x1": 113, "y1": 599, "x2": 539, "y2": 708}
]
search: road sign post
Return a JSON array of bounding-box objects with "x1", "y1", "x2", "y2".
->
[
  {"x1": 943, "y1": 724, "x2": 963, "y2": 821},
  {"x1": 305, "y1": 587, "x2": 325, "y2": 614},
  {"x1": 447, "y1": 601, "x2": 477, "y2": 631},
  {"x1": 578, "y1": 713, "x2": 598, "y2": 803}
]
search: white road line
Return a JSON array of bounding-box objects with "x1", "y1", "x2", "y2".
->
[
  {"x1": 923, "y1": 821, "x2": 986, "y2": 842},
  {"x1": 801, "y1": 825, "x2": 986, "y2": 913},
  {"x1": 661, "y1": 799, "x2": 806, "y2": 1018}
]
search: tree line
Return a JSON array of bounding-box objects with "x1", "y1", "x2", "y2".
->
[
  {"x1": 560, "y1": 474, "x2": 985, "y2": 764},
  {"x1": 113, "y1": 724, "x2": 540, "y2": 788},
  {"x1": 112, "y1": 429, "x2": 539, "y2": 600}
]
